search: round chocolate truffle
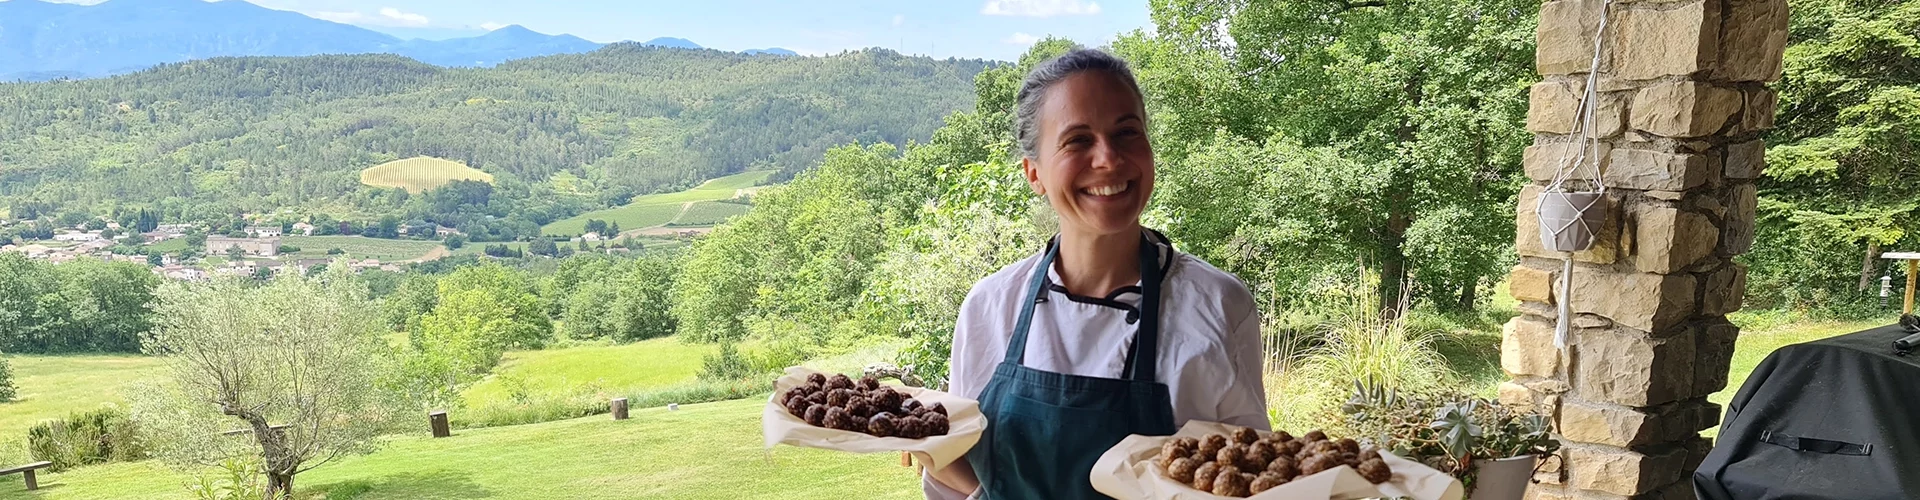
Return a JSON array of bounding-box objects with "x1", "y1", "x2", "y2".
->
[
  {"x1": 1232, "y1": 427, "x2": 1260, "y2": 445},
  {"x1": 922, "y1": 412, "x2": 950, "y2": 435},
  {"x1": 867, "y1": 412, "x2": 897, "y2": 436},
  {"x1": 1192, "y1": 462, "x2": 1220, "y2": 491},
  {"x1": 827, "y1": 374, "x2": 854, "y2": 391},
  {"x1": 803, "y1": 404, "x2": 827, "y2": 427},
  {"x1": 1358, "y1": 458, "x2": 1392, "y2": 484},
  {"x1": 826, "y1": 388, "x2": 853, "y2": 407},
  {"x1": 1303, "y1": 430, "x2": 1328, "y2": 442},
  {"x1": 1212, "y1": 468, "x2": 1251, "y2": 497},
  {"x1": 806, "y1": 373, "x2": 828, "y2": 387},
  {"x1": 858, "y1": 376, "x2": 881, "y2": 391},
  {"x1": 1251, "y1": 472, "x2": 1289, "y2": 493},
  {"x1": 1166, "y1": 457, "x2": 1199, "y2": 484}
]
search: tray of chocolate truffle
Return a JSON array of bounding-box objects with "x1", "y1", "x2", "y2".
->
[
  {"x1": 1089, "y1": 421, "x2": 1464, "y2": 500},
  {"x1": 761, "y1": 367, "x2": 986, "y2": 469}
]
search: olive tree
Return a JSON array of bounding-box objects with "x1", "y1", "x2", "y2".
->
[{"x1": 134, "y1": 266, "x2": 403, "y2": 499}]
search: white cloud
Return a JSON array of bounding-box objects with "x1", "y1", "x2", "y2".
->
[
  {"x1": 479, "y1": 22, "x2": 509, "y2": 31},
  {"x1": 1003, "y1": 32, "x2": 1041, "y2": 45},
  {"x1": 892, "y1": 14, "x2": 905, "y2": 27},
  {"x1": 378, "y1": 7, "x2": 430, "y2": 27},
  {"x1": 308, "y1": 7, "x2": 431, "y2": 27},
  {"x1": 981, "y1": 0, "x2": 1101, "y2": 17}
]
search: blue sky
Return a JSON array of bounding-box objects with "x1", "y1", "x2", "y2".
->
[{"x1": 142, "y1": 0, "x2": 1153, "y2": 61}]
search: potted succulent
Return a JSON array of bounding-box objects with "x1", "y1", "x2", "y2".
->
[{"x1": 1343, "y1": 383, "x2": 1559, "y2": 499}]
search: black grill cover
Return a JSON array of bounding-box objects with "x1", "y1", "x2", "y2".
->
[{"x1": 1694, "y1": 324, "x2": 1920, "y2": 500}]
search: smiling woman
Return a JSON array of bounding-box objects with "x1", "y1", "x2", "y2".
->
[{"x1": 924, "y1": 48, "x2": 1268, "y2": 500}]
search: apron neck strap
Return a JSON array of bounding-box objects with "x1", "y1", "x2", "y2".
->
[{"x1": 1005, "y1": 232, "x2": 1165, "y2": 383}]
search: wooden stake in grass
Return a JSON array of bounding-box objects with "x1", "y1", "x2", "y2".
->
[
  {"x1": 612, "y1": 398, "x2": 630, "y2": 420},
  {"x1": 431, "y1": 411, "x2": 451, "y2": 438},
  {"x1": 1881, "y1": 253, "x2": 1920, "y2": 315}
]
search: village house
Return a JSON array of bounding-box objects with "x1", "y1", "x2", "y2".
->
[
  {"x1": 246, "y1": 225, "x2": 283, "y2": 238},
  {"x1": 291, "y1": 222, "x2": 316, "y2": 236},
  {"x1": 435, "y1": 226, "x2": 462, "y2": 238},
  {"x1": 206, "y1": 236, "x2": 280, "y2": 257},
  {"x1": 52, "y1": 231, "x2": 100, "y2": 242}
]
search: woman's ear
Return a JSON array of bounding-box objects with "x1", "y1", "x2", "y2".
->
[{"x1": 1023, "y1": 157, "x2": 1044, "y2": 196}]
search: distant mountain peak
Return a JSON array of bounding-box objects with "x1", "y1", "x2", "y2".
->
[
  {"x1": 487, "y1": 24, "x2": 539, "y2": 36},
  {"x1": 641, "y1": 37, "x2": 701, "y2": 50},
  {"x1": 743, "y1": 48, "x2": 798, "y2": 57}
]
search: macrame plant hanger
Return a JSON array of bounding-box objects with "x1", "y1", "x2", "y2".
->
[{"x1": 1538, "y1": 0, "x2": 1615, "y2": 351}]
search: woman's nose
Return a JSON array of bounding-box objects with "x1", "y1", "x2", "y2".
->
[{"x1": 1090, "y1": 137, "x2": 1124, "y2": 172}]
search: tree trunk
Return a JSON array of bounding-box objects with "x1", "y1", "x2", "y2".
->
[
  {"x1": 1458, "y1": 281, "x2": 1478, "y2": 311},
  {"x1": 1861, "y1": 240, "x2": 1881, "y2": 292},
  {"x1": 1378, "y1": 211, "x2": 1412, "y2": 320},
  {"x1": 265, "y1": 472, "x2": 294, "y2": 500}
]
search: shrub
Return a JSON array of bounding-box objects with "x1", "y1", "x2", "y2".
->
[
  {"x1": 25, "y1": 406, "x2": 145, "y2": 471},
  {"x1": 0, "y1": 355, "x2": 15, "y2": 402}
]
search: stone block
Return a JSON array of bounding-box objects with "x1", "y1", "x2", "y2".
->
[
  {"x1": 1606, "y1": 149, "x2": 1712, "y2": 191},
  {"x1": 1559, "y1": 401, "x2": 1662, "y2": 447},
  {"x1": 1504, "y1": 316, "x2": 1564, "y2": 378},
  {"x1": 1631, "y1": 82, "x2": 1743, "y2": 138},
  {"x1": 1538, "y1": 0, "x2": 1610, "y2": 75},
  {"x1": 1499, "y1": 381, "x2": 1538, "y2": 410},
  {"x1": 1723, "y1": 183, "x2": 1757, "y2": 255},
  {"x1": 1717, "y1": 0, "x2": 1789, "y2": 82},
  {"x1": 1612, "y1": 0, "x2": 1719, "y2": 80},
  {"x1": 1575, "y1": 326, "x2": 1696, "y2": 407},
  {"x1": 1512, "y1": 265, "x2": 1558, "y2": 304},
  {"x1": 1525, "y1": 486, "x2": 1577, "y2": 500},
  {"x1": 1694, "y1": 321, "x2": 1740, "y2": 396},
  {"x1": 1632, "y1": 206, "x2": 1719, "y2": 274},
  {"x1": 1519, "y1": 185, "x2": 1622, "y2": 264},
  {"x1": 1530, "y1": 81, "x2": 1582, "y2": 134},
  {"x1": 1691, "y1": 192, "x2": 1728, "y2": 219},
  {"x1": 1526, "y1": 142, "x2": 1609, "y2": 183},
  {"x1": 1702, "y1": 264, "x2": 1747, "y2": 315},
  {"x1": 1724, "y1": 140, "x2": 1766, "y2": 179},
  {"x1": 1739, "y1": 88, "x2": 1779, "y2": 133},
  {"x1": 1574, "y1": 314, "x2": 1614, "y2": 329},
  {"x1": 1567, "y1": 445, "x2": 1688, "y2": 496},
  {"x1": 1571, "y1": 271, "x2": 1697, "y2": 333}
]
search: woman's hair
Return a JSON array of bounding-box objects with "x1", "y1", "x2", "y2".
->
[{"x1": 1012, "y1": 48, "x2": 1146, "y2": 160}]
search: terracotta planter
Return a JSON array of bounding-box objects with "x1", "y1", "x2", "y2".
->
[
  {"x1": 1469, "y1": 455, "x2": 1538, "y2": 500},
  {"x1": 1537, "y1": 191, "x2": 1606, "y2": 252}
]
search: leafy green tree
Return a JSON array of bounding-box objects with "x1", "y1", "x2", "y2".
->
[
  {"x1": 528, "y1": 238, "x2": 559, "y2": 257},
  {"x1": 1746, "y1": 0, "x2": 1920, "y2": 310},
  {"x1": 443, "y1": 234, "x2": 466, "y2": 250},
  {"x1": 134, "y1": 269, "x2": 402, "y2": 499},
  {"x1": 1126, "y1": 0, "x2": 1535, "y2": 312}
]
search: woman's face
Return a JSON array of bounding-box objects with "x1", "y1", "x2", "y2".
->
[{"x1": 1024, "y1": 71, "x2": 1154, "y2": 239}]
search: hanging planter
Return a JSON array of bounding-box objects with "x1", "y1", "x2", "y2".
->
[{"x1": 1536, "y1": 191, "x2": 1607, "y2": 253}]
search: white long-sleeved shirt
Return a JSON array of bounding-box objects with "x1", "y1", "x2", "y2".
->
[{"x1": 923, "y1": 241, "x2": 1270, "y2": 499}]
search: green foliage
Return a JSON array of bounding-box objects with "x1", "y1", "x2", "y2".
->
[
  {"x1": 0, "y1": 254, "x2": 161, "y2": 353},
  {"x1": 0, "y1": 50, "x2": 985, "y2": 229},
  {"x1": 134, "y1": 266, "x2": 404, "y2": 494},
  {"x1": 26, "y1": 406, "x2": 145, "y2": 472},
  {"x1": 1745, "y1": 0, "x2": 1920, "y2": 312},
  {"x1": 183, "y1": 457, "x2": 266, "y2": 500},
  {"x1": 1341, "y1": 387, "x2": 1557, "y2": 489},
  {"x1": 394, "y1": 264, "x2": 551, "y2": 408},
  {"x1": 0, "y1": 355, "x2": 15, "y2": 403},
  {"x1": 558, "y1": 254, "x2": 680, "y2": 342},
  {"x1": 1129, "y1": 0, "x2": 1534, "y2": 311}
]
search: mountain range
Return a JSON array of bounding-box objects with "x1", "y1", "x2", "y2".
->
[{"x1": 0, "y1": 0, "x2": 795, "y2": 81}]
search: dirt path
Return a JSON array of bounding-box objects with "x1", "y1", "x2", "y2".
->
[{"x1": 408, "y1": 245, "x2": 450, "y2": 263}]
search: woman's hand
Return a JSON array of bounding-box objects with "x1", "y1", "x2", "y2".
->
[{"x1": 924, "y1": 453, "x2": 980, "y2": 496}]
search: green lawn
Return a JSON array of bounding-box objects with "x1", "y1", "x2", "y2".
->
[
  {"x1": 462, "y1": 338, "x2": 712, "y2": 408},
  {"x1": 143, "y1": 238, "x2": 188, "y2": 254},
  {"x1": 3, "y1": 399, "x2": 920, "y2": 500},
  {"x1": 359, "y1": 156, "x2": 494, "y2": 194},
  {"x1": 545, "y1": 171, "x2": 774, "y2": 236},
  {"x1": 280, "y1": 236, "x2": 443, "y2": 262},
  {"x1": 0, "y1": 355, "x2": 166, "y2": 450},
  {"x1": 0, "y1": 355, "x2": 167, "y2": 470}
]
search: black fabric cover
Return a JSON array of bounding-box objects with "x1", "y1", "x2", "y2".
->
[{"x1": 1694, "y1": 324, "x2": 1920, "y2": 500}]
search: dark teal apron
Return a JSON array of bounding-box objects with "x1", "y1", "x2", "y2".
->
[{"x1": 965, "y1": 234, "x2": 1178, "y2": 499}]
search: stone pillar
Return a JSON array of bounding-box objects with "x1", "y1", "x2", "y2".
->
[{"x1": 1506, "y1": 0, "x2": 1784, "y2": 498}]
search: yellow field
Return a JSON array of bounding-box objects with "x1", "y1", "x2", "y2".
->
[{"x1": 359, "y1": 157, "x2": 495, "y2": 193}]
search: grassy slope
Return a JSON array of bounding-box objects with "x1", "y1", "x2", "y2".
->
[
  {"x1": 3, "y1": 399, "x2": 921, "y2": 500},
  {"x1": 359, "y1": 157, "x2": 494, "y2": 194},
  {"x1": 0, "y1": 355, "x2": 166, "y2": 446},
  {"x1": 544, "y1": 171, "x2": 773, "y2": 236},
  {"x1": 280, "y1": 236, "x2": 443, "y2": 261},
  {"x1": 462, "y1": 338, "x2": 711, "y2": 408},
  {"x1": 144, "y1": 238, "x2": 188, "y2": 254},
  {"x1": 670, "y1": 202, "x2": 751, "y2": 226}
]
